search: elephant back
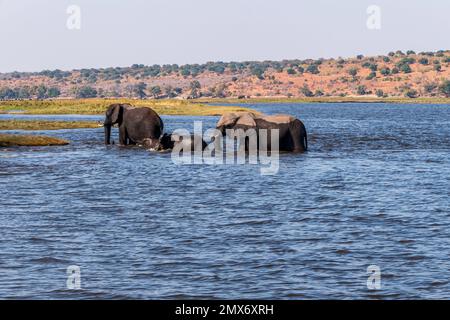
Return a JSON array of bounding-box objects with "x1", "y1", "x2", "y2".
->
[{"x1": 260, "y1": 114, "x2": 296, "y2": 124}]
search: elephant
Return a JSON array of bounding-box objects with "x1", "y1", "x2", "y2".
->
[
  {"x1": 103, "y1": 104, "x2": 164, "y2": 148},
  {"x1": 216, "y1": 112, "x2": 308, "y2": 152},
  {"x1": 150, "y1": 133, "x2": 207, "y2": 152}
]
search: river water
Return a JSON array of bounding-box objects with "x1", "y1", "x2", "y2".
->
[{"x1": 0, "y1": 103, "x2": 449, "y2": 299}]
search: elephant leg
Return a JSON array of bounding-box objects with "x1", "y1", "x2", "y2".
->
[{"x1": 119, "y1": 125, "x2": 128, "y2": 145}]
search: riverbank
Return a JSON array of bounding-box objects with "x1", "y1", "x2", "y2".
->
[
  {"x1": 0, "y1": 120, "x2": 99, "y2": 130},
  {"x1": 0, "y1": 99, "x2": 254, "y2": 115},
  {"x1": 0, "y1": 134, "x2": 69, "y2": 147},
  {"x1": 195, "y1": 96, "x2": 450, "y2": 104}
]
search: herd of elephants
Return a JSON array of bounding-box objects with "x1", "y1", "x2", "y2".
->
[{"x1": 103, "y1": 103, "x2": 308, "y2": 153}]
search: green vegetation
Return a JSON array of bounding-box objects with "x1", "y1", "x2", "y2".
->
[
  {"x1": 0, "y1": 99, "x2": 255, "y2": 116},
  {"x1": 439, "y1": 80, "x2": 450, "y2": 97},
  {"x1": 0, "y1": 134, "x2": 69, "y2": 147},
  {"x1": 0, "y1": 85, "x2": 61, "y2": 100},
  {"x1": 405, "y1": 89, "x2": 419, "y2": 98},
  {"x1": 206, "y1": 96, "x2": 450, "y2": 104},
  {"x1": 0, "y1": 120, "x2": 99, "y2": 130},
  {"x1": 299, "y1": 85, "x2": 313, "y2": 97}
]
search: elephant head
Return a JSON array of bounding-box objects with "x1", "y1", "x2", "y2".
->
[
  {"x1": 152, "y1": 133, "x2": 175, "y2": 151},
  {"x1": 103, "y1": 104, "x2": 131, "y2": 144},
  {"x1": 216, "y1": 112, "x2": 257, "y2": 135}
]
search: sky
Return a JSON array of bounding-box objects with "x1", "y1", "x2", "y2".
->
[{"x1": 0, "y1": 0, "x2": 449, "y2": 72}]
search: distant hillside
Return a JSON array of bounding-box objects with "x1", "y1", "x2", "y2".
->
[{"x1": 1, "y1": 50, "x2": 450, "y2": 100}]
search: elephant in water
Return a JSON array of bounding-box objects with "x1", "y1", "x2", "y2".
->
[
  {"x1": 150, "y1": 133, "x2": 207, "y2": 152},
  {"x1": 103, "y1": 104, "x2": 163, "y2": 148},
  {"x1": 216, "y1": 112, "x2": 308, "y2": 152}
]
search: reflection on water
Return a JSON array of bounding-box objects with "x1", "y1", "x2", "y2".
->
[{"x1": 1, "y1": 103, "x2": 450, "y2": 299}]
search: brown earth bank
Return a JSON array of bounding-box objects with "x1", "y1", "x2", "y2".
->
[{"x1": 1, "y1": 50, "x2": 449, "y2": 100}]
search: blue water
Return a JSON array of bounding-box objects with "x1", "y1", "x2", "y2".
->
[{"x1": 0, "y1": 103, "x2": 449, "y2": 299}]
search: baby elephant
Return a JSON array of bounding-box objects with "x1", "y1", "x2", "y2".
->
[{"x1": 147, "y1": 133, "x2": 207, "y2": 152}]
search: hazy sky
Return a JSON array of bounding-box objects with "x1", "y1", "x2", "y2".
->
[{"x1": 0, "y1": 0, "x2": 449, "y2": 72}]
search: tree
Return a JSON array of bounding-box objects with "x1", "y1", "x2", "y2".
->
[
  {"x1": 400, "y1": 64, "x2": 412, "y2": 73},
  {"x1": 366, "y1": 72, "x2": 376, "y2": 80},
  {"x1": 47, "y1": 87, "x2": 61, "y2": 98},
  {"x1": 189, "y1": 80, "x2": 201, "y2": 98},
  {"x1": 306, "y1": 64, "x2": 319, "y2": 74},
  {"x1": 423, "y1": 83, "x2": 438, "y2": 94},
  {"x1": 405, "y1": 89, "x2": 418, "y2": 98},
  {"x1": 348, "y1": 67, "x2": 358, "y2": 77},
  {"x1": 380, "y1": 68, "x2": 390, "y2": 76},
  {"x1": 75, "y1": 86, "x2": 97, "y2": 98},
  {"x1": 314, "y1": 89, "x2": 324, "y2": 97},
  {"x1": 286, "y1": 68, "x2": 296, "y2": 75},
  {"x1": 418, "y1": 58, "x2": 429, "y2": 65},
  {"x1": 357, "y1": 85, "x2": 367, "y2": 95},
  {"x1": 0, "y1": 87, "x2": 17, "y2": 100},
  {"x1": 299, "y1": 84, "x2": 313, "y2": 97},
  {"x1": 36, "y1": 85, "x2": 48, "y2": 99},
  {"x1": 150, "y1": 85, "x2": 161, "y2": 99},
  {"x1": 439, "y1": 80, "x2": 450, "y2": 97},
  {"x1": 17, "y1": 86, "x2": 31, "y2": 99},
  {"x1": 134, "y1": 82, "x2": 147, "y2": 98},
  {"x1": 375, "y1": 89, "x2": 385, "y2": 97}
]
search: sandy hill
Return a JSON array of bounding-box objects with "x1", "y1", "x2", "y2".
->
[{"x1": 0, "y1": 50, "x2": 449, "y2": 100}]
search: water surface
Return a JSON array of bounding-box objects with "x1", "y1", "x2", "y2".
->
[{"x1": 1, "y1": 103, "x2": 449, "y2": 299}]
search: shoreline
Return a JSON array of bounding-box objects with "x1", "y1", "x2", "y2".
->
[{"x1": 195, "y1": 96, "x2": 450, "y2": 104}]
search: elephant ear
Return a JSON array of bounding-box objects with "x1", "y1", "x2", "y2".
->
[
  {"x1": 217, "y1": 113, "x2": 239, "y2": 128},
  {"x1": 236, "y1": 113, "x2": 256, "y2": 127},
  {"x1": 111, "y1": 104, "x2": 122, "y2": 123}
]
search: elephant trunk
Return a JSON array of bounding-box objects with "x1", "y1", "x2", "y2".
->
[
  {"x1": 104, "y1": 124, "x2": 111, "y2": 145},
  {"x1": 304, "y1": 130, "x2": 308, "y2": 151}
]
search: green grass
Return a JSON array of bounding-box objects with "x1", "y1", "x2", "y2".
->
[
  {"x1": 0, "y1": 134, "x2": 69, "y2": 147},
  {"x1": 0, "y1": 120, "x2": 99, "y2": 130},
  {"x1": 196, "y1": 97, "x2": 450, "y2": 104},
  {"x1": 0, "y1": 99, "x2": 254, "y2": 115}
]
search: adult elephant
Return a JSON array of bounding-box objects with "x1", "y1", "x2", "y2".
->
[
  {"x1": 216, "y1": 112, "x2": 307, "y2": 152},
  {"x1": 103, "y1": 104, "x2": 164, "y2": 148}
]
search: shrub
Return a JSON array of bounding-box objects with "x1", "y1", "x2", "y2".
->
[
  {"x1": 418, "y1": 58, "x2": 429, "y2": 65},
  {"x1": 366, "y1": 72, "x2": 376, "y2": 80},
  {"x1": 383, "y1": 56, "x2": 390, "y2": 62},
  {"x1": 434, "y1": 64, "x2": 442, "y2": 72},
  {"x1": 356, "y1": 54, "x2": 364, "y2": 60},
  {"x1": 406, "y1": 50, "x2": 416, "y2": 55},
  {"x1": 314, "y1": 90, "x2": 324, "y2": 97},
  {"x1": 306, "y1": 64, "x2": 320, "y2": 74},
  {"x1": 357, "y1": 85, "x2": 367, "y2": 95},
  {"x1": 405, "y1": 89, "x2": 418, "y2": 98},
  {"x1": 74, "y1": 86, "x2": 97, "y2": 98},
  {"x1": 439, "y1": 80, "x2": 450, "y2": 97},
  {"x1": 380, "y1": 68, "x2": 391, "y2": 76},
  {"x1": 375, "y1": 89, "x2": 385, "y2": 97},
  {"x1": 300, "y1": 85, "x2": 314, "y2": 97},
  {"x1": 348, "y1": 67, "x2": 358, "y2": 77},
  {"x1": 287, "y1": 68, "x2": 296, "y2": 75},
  {"x1": 150, "y1": 86, "x2": 161, "y2": 99},
  {"x1": 47, "y1": 87, "x2": 61, "y2": 98},
  {"x1": 423, "y1": 83, "x2": 438, "y2": 93},
  {"x1": 391, "y1": 67, "x2": 399, "y2": 74},
  {"x1": 400, "y1": 64, "x2": 412, "y2": 73}
]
